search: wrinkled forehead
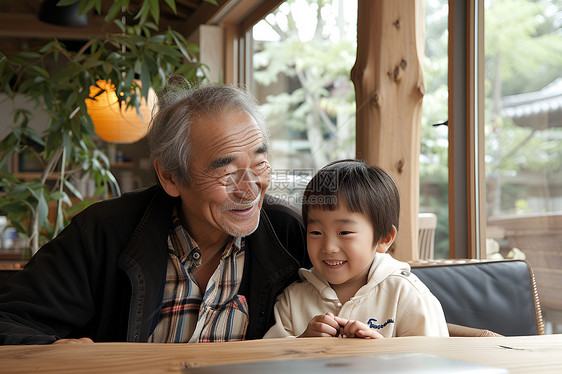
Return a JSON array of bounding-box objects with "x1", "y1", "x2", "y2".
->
[{"x1": 189, "y1": 110, "x2": 266, "y2": 166}]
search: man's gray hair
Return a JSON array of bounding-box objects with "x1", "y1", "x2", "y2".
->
[{"x1": 147, "y1": 81, "x2": 269, "y2": 186}]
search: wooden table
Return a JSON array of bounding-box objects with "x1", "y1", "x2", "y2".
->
[{"x1": 1, "y1": 335, "x2": 561, "y2": 373}]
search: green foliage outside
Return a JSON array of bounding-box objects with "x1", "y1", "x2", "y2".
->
[
  {"x1": 484, "y1": 0, "x2": 562, "y2": 216},
  {"x1": 253, "y1": 0, "x2": 562, "y2": 258},
  {"x1": 253, "y1": 0, "x2": 357, "y2": 169},
  {"x1": 253, "y1": 0, "x2": 452, "y2": 257}
]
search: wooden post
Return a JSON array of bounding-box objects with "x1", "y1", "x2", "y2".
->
[{"x1": 351, "y1": 0, "x2": 425, "y2": 260}]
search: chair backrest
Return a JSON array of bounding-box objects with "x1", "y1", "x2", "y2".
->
[
  {"x1": 418, "y1": 213, "x2": 437, "y2": 259},
  {"x1": 410, "y1": 259, "x2": 544, "y2": 336}
]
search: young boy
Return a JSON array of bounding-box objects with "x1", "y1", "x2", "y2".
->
[{"x1": 264, "y1": 160, "x2": 448, "y2": 339}]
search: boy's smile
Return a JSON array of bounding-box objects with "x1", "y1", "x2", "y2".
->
[{"x1": 306, "y1": 202, "x2": 387, "y2": 301}]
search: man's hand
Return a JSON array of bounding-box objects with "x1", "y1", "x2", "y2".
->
[
  {"x1": 53, "y1": 337, "x2": 94, "y2": 344},
  {"x1": 299, "y1": 312, "x2": 341, "y2": 337},
  {"x1": 333, "y1": 315, "x2": 383, "y2": 339}
]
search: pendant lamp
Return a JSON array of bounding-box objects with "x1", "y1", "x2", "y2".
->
[
  {"x1": 86, "y1": 80, "x2": 155, "y2": 144},
  {"x1": 38, "y1": 0, "x2": 88, "y2": 27}
]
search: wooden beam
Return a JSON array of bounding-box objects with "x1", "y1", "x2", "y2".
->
[
  {"x1": 240, "y1": 0, "x2": 284, "y2": 31},
  {"x1": 465, "y1": 0, "x2": 486, "y2": 259},
  {"x1": 0, "y1": 14, "x2": 119, "y2": 40},
  {"x1": 448, "y1": 0, "x2": 459, "y2": 258},
  {"x1": 175, "y1": 0, "x2": 202, "y2": 9},
  {"x1": 183, "y1": 0, "x2": 231, "y2": 37},
  {"x1": 351, "y1": 0, "x2": 425, "y2": 261},
  {"x1": 0, "y1": 13, "x2": 188, "y2": 42}
]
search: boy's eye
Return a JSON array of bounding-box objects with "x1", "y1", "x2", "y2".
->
[
  {"x1": 338, "y1": 231, "x2": 352, "y2": 236},
  {"x1": 309, "y1": 231, "x2": 322, "y2": 236}
]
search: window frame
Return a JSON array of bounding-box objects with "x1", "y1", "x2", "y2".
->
[{"x1": 448, "y1": 0, "x2": 486, "y2": 259}]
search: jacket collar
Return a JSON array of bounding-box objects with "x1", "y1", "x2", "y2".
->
[
  {"x1": 117, "y1": 186, "x2": 176, "y2": 341},
  {"x1": 244, "y1": 207, "x2": 301, "y2": 339}
]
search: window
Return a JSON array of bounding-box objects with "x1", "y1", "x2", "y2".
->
[
  {"x1": 250, "y1": 1, "x2": 451, "y2": 260},
  {"x1": 420, "y1": 0, "x2": 450, "y2": 259},
  {"x1": 251, "y1": 0, "x2": 358, "y2": 207},
  {"x1": 221, "y1": 0, "x2": 561, "y2": 333},
  {"x1": 483, "y1": 0, "x2": 562, "y2": 333}
]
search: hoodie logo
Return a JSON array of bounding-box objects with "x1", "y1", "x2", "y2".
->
[{"x1": 367, "y1": 318, "x2": 394, "y2": 329}]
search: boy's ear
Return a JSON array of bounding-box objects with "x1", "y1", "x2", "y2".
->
[{"x1": 375, "y1": 225, "x2": 398, "y2": 253}]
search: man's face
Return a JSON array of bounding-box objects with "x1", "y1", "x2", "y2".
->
[{"x1": 176, "y1": 110, "x2": 270, "y2": 243}]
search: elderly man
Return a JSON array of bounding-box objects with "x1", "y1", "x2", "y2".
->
[{"x1": 0, "y1": 84, "x2": 309, "y2": 344}]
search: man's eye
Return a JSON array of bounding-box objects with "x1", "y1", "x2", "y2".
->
[
  {"x1": 218, "y1": 173, "x2": 235, "y2": 185},
  {"x1": 255, "y1": 160, "x2": 270, "y2": 173}
]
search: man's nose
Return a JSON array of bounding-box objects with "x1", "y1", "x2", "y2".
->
[{"x1": 229, "y1": 169, "x2": 260, "y2": 201}]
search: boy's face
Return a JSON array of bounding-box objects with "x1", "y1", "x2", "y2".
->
[{"x1": 306, "y1": 202, "x2": 390, "y2": 289}]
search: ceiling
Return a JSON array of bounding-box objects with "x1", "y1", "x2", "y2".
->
[{"x1": 0, "y1": 0, "x2": 224, "y2": 56}]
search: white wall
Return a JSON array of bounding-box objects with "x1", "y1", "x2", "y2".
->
[{"x1": 0, "y1": 93, "x2": 49, "y2": 139}]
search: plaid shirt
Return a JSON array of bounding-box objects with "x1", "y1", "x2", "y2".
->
[{"x1": 149, "y1": 210, "x2": 248, "y2": 343}]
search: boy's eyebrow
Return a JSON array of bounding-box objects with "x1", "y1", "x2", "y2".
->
[
  {"x1": 335, "y1": 219, "x2": 358, "y2": 224},
  {"x1": 307, "y1": 217, "x2": 358, "y2": 225}
]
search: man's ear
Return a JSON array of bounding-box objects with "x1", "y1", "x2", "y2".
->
[
  {"x1": 154, "y1": 160, "x2": 181, "y2": 197},
  {"x1": 375, "y1": 225, "x2": 398, "y2": 253}
]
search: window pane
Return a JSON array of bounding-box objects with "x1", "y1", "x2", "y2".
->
[
  {"x1": 420, "y1": 0, "x2": 449, "y2": 259},
  {"x1": 484, "y1": 0, "x2": 562, "y2": 334},
  {"x1": 253, "y1": 0, "x2": 450, "y2": 258},
  {"x1": 251, "y1": 0, "x2": 357, "y2": 207}
]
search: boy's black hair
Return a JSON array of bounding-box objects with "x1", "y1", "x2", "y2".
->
[{"x1": 302, "y1": 159, "x2": 400, "y2": 244}]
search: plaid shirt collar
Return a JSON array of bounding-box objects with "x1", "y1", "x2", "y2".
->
[
  {"x1": 149, "y1": 207, "x2": 248, "y2": 343},
  {"x1": 169, "y1": 207, "x2": 242, "y2": 267}
]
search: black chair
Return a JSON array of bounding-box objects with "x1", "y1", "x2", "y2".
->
[{"x1": 410, "y1": 259, "x2": 544, "y2": 336}]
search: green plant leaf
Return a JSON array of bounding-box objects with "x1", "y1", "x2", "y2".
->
[
  {"x1": 64, "y1": 179, "x2": 84, "y2": 200},
  {"x1": 77, "y1": 0, "x2": 95, "y2": 15},
  {"x1": 149, "y1": 0, "x2": 160, "y2": 25},
  {"x1": 105, "y1": 1, "x2": 122, "y2": 23},
  {"x1": 56, "y1": 0, "x2": 80, "y2": 6},
  {"x1": 17, "y1": 51, "x2": 41, "y2": 59},
  {"x1": 36, "y1": 191, "x2": 49, "y2": 233},
  {"x1": 164, "y1": 0, "x2": 177, "y2": 14},
  {"x1": 114, "y1": 19, "x2": 126, "y2": 33},
  {"x1": 134, "y1": 0, "x2": 151, "y2": 25}
]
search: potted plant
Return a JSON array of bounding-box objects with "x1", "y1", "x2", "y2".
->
[{"x1": 0, "y1": 0, "x2": 211, "y2": 255}]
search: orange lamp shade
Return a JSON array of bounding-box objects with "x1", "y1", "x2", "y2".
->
[{"x1": 86, "y1": 80, "x2": 155, "y2": 143}]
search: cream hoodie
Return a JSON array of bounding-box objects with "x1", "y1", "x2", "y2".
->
[{"x1": 264, "y1": 253, "x2": 448, "y2": 338}]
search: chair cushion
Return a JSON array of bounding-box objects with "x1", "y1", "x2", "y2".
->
[{"x1": 410, "y1": 260, "x2": 542, "y2": 336}]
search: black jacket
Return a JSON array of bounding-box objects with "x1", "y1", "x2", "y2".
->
[{"x1": 0, "y1": 186, "x2": 308, "y2": 344}]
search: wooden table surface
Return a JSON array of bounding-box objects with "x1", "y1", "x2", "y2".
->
[{"x1": 1, "y1": 335, "x2": 561, "y2": 373}]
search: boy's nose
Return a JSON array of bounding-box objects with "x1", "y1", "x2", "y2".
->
[{"x1": 322, "y1": 234, "x2": 340, "y2": 254}]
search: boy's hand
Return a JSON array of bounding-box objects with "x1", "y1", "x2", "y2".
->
[
  {"x1": 299, "y1": 312, "x2": 341, "y2": 337},
  {"x1": 333, "y1": 315, "x2": 384, "y2": 339}
]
